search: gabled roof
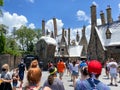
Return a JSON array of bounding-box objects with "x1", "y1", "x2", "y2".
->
[
  {"x1": 40, "y1": 36, "x2": 57, "y2": 45},
  {"x1": 68, "y1": 45, "x2": 83, "y2": 57},
  {"x1": 96, "y1": 20, "x2": 120, "y2": 49},
  {"x1": 56, "y1": 34, "x2": 68, "y2": 46}
]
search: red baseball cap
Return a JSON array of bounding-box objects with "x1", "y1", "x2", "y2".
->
[{"x1": 88, "y1": 60, "x2": 102, "y2": 74}]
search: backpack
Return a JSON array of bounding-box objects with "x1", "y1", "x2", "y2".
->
[{"x1": 87, "y1": 78, "x2": 100, "y2": 90}]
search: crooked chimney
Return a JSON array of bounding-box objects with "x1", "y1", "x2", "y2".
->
[
  {"x1": 100, "y1": 11, "x2": 106, "y2": 25},
  {"x1": 64, "y1": 30, "x2": 67, "y2": 37},
  {"x1": 68, "y1": 28, "x2": 70, "y2": 45},
  {"x1": 91, "y1": 4, "x2": 97, "y2": 26},
  {"x1": 53, "y1": 18, "x2": 57, "y2": 38},
  {"x1": 62, "y1": 28, "x2": 65, "y2": 37},
  {"x1": 42, "y1": 20, "x2": 45, "y2": 36},
  {"x1": 76, "y1": 30, "x2": 80, "y2": 42},
  {"x1": 106, "y1": 5, "x2": 113, "y2": 24}
]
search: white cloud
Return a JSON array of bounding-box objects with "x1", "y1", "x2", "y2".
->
[
  {"x1": 70, "y1": 25, "x2": 91, "y2": 42},
  {"x1": 76, "y1": 10, "x2": 89, "y2": 22},
  {"x1": 28, "y1": 23, "x2": 35, "y2": 29},
  {"x1": 92, "y1": 1, "x2": 98, "y2": 7},
  {"x1": 45, "y1": 18, "x2": 92, "y2": 42},
  {"x1": 0, "y1": 11, "x2": 35, "y2": 33},
  {"x1": 28, "y1": 0, "x2": 35, "y2": 3},
  {"x1": 45, "y1": 18, "x2": 64, "y2": 35},
  {"x1": 97, "y1": 18, "x2": 101, "y2": 25},
  {"x1": 70, "y1": 28, "x2": 82, "y2": 40},
  {"x1": 118, "y1": 3, "x2": 120, "y2": 11}
]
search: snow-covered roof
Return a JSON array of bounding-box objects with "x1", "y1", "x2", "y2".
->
[
  {"x1": 40, "y1": 36, "x2": 57, "y2": 45},
  {"x1": 96, "y1": 21, "x2": 120, "y2": 49},
  {"x1": 69, "y1": 45, "x2": 83, "y2": 57}
]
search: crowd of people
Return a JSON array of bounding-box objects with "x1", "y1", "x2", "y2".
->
[{"x1": 0, "y1": 57, "x2": 120, "y2": 90}]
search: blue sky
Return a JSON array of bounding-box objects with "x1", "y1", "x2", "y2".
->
[{"x1": 1, "y1": 0, "x2": 120, "y2": 40}]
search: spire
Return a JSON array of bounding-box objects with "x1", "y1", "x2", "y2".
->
[
  {"x1": 79, "y1": 25, "x2": 87, "y2": 46},
  {"x1": 82, "y1": 25, "x2": 86, "y2": 36},
  {"x1": 76, "y1": 30, "x2": 80, "y2": 42},
  {"x1": 51, "y1": 31, "x2": 54, "y2": 38}
]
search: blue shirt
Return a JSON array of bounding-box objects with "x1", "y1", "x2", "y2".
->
[{"x1": 75, "y1": 79, "x2": 110, "y2": 90}]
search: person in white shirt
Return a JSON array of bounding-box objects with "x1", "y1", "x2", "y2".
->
[
  {"x1": 108, "y1": 58, "x2": 118, "y2": 86},
  {"x1": 72, "y1": 61, "x2": 79, "y2": 86}
]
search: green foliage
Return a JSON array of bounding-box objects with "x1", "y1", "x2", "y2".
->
[
  {"x1": 15, "y1": 25, "x2": 37, "y2": 53},
  {"x1": 0, "y1": 32, "x2": 6, "y2": 54},
  {"x1": 35, "y1": 28, "x2": 42, "y2": 41},
  {"x1": 4, "y1": 48, "x2": 21, "y2": 56},
  {"x1": 0, "y1": 0, "x2": 4, "y2": 6}
]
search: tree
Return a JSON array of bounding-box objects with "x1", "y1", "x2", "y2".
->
[
  {"x1": 0, "y1": 0, "x2": 4, "y2": 17},
  {"x1": 0, "y1": 24, "x2": 8, "y2": 54},
  {"x1": 35, "y1": 28, "x2": 42, "y2": 41},
  {"x1": 15, "y1": 25, "x2": 36, "y2": 52},
  {"x1": 0, "y1": 31, "x2": 6, "y2": 54},
  {"x1": 0, "y1": 0, "x2": 3, "y2": 6},
  {"x1": 0, "y1": 24, "x2": 8, "y2": 34}
]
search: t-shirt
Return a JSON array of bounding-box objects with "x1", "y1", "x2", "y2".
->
[
  {"x1": 57, "y1": 62, "x2": 65, "y2": 73},
  {"x1": 1, "y1": 72, "x2": 11, "y2": 80},
  {"x1": 75, "y1": 78, "x2": 110, "y2": 90},
  {"x1": 72, "y1": 64, "x2": 79, "y2": 73},
  {"x1": 43, "y1": 78, "x2": 65, "y2": 90},
  {"x1": 18, "y1": 63, "x2": 25, "y2": 72}
]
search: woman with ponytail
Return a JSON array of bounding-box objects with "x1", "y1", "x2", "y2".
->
[{"x1": 43, "y1": 67, "x2": 65, "y2": 90}]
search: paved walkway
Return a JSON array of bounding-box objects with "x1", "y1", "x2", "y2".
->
[
  {"x1": 15, "y1": 68, "x2": 120, "y2": 90},
  {"x1": 40, "y1": 69, "x2": 120, "y2": 90}
]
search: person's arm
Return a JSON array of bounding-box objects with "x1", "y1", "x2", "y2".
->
[
  {"x1": 2, "y1": 78, "x2": 12, "y2": 83},
  {"x1": 2, "y1": 73, "x2": 12, "y2": 83}
]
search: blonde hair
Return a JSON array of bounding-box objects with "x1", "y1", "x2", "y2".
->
[
  {"x1": 2, "y1": 64, "x2": 10, "y2": 71},
  {"x1": 30, "y1": 60, "x2": 39, "y2": 68},
  {"x1": 27, "y1": 67, "x2": 42, "y2": 84}
]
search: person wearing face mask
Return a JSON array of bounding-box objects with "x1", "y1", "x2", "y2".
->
[{"x1": 0, "y1": 64, "x2": 12, "y2": 90}]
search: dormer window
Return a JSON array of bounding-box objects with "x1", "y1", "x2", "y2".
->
[{"x1": 106, "y1": 27, "x2": 111, "y2": 39}]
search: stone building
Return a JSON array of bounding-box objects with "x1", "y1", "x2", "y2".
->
[
  {"x1": 87, "y1": 4, "x2": 120, "y2": 62},
  {"x1": 36, "y1": 18, "x2": 88, "y2": 63}
]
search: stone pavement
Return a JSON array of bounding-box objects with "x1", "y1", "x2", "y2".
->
[
  {"x1": 15, "y1": 68, "x2": 120, "y2": 90},
  {"x1": 40, "y1": 69, "x2": 120, "y2": 90}
]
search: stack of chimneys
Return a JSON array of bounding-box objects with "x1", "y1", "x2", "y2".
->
[
  {"x1": 91, "y1": 4, "x2": 114, "y2": 26},
  {"x1": 41, "y1": 18, "x2": 58, "y2": 38}
]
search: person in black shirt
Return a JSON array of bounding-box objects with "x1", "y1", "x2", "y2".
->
[{"x1": 18, "y1": 61, "x2": 26, "y2": 87}]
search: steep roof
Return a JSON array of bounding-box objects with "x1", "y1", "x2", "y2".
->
[
  {"x1": 40, "y1": 36, "x2": 57, "y2": 45},
  {"x1": 96, "y1": 20, "x2": 120, "y2": 49},
  {"x1": 69, "y1": 45, "x2": 83, "y2": 57}
]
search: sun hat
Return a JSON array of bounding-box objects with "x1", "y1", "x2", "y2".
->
[
  {"x1": 88, "y1": 60, "x2": 102, "y2": 74},
  {"x1": 49, "y1": 67, "x2": 57, "y2": 75}
]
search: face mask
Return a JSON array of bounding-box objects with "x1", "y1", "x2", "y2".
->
[{"x1": 2, "y1": 68, "x2": 6, "y2": 71}]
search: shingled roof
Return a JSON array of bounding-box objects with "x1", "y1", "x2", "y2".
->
[{"x1": 95, "y1": 20, "x2": 120, "y2": 50}]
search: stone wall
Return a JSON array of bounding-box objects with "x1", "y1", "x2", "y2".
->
[{"x1": 0, "y1": 54, "x2": 21, "y2": 72}]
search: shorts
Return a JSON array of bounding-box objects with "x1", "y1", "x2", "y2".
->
[
  {"x1": 110, "y1": 73, "x2": 117, "y2": 78},
  {"x1": 72, "y1": 71, "x2": 78, "y2": 76},
  {"x1": 12, "y1": 82, "x2": 18, "y2": 87},
  {"x1": 59, "y1": 72, "x2": 64, "y2": 77}
]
